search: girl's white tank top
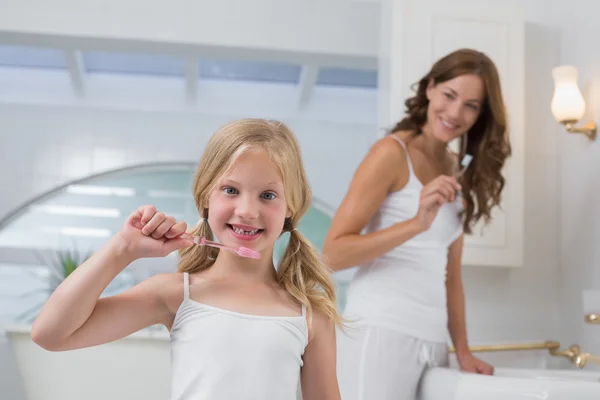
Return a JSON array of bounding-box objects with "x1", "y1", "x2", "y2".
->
[{"x1": 169, "y1": 272, "x2": 308, "y2": 399}]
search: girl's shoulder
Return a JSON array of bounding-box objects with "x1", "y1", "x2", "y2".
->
[
  {"x1": 180, "y1": 271, "x2": 305, "y2": 319},
  {"x1": 150, "y1": 272, "x2": 188, "y2": 315}
]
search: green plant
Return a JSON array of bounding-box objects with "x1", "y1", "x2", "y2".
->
[
  {"x1": 47, "y1": 248, "x2": 92, "y2": 289},
  {"x1": 12, "y1": 247, "x2": 92, "y2": 324}
]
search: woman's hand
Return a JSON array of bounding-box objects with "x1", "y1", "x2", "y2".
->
[
  {"x1": 457, "y1": 352, "x2": 494, "y2": 375},
  {"x1": 414, "y1": 175, "x2": 461, "y2": 231},
  {"x1": 116, "y1": 205, "x2": 194, "y2": 260}
]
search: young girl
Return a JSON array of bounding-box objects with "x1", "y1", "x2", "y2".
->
[{"x1": 31, "y1": 119, "x2": 343, "y2": 399}]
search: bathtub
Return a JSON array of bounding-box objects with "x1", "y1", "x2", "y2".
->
[
  {"x1": 5, "y1": 325, "x2": 172, "y2": 400},
  {"x1": 420, "y1": 366, "x2": 600, "y2": 400}
]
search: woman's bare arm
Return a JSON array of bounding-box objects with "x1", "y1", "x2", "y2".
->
[{"x1": 323, "y1": 137, "x2": 423, "y2": 271}]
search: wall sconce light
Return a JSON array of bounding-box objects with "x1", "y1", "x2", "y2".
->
[{"x1": 551, "y1": 65, "x2": 597, "y2": 140}]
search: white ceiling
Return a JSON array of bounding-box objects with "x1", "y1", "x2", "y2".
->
[{"x1": 0, "y1": 0, "x2": 381, "y2": 117}]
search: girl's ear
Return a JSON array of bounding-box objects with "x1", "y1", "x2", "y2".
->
[{"x1": 286, "y1": 208, "x2": 292, "y2": 219}]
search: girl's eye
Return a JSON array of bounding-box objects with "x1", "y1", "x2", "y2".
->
[
  {"x1": 223, "y1": 187, "x2": 238, "y2": 195},
  {"x1": 261, "y1": 192, "x2": 276, "y2": 200}
]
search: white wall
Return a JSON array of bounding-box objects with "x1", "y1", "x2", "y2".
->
[
  {"x1": 462, "y1": 0, "x2": 600, "y2": 371},
  {"x1": 459, "y1": 17, "x2": 561, "y2": 351},
  {"x1": 0, "y1": 102, "x2": 376, "y2": 220},
  {"x1": 551, "y1": 0, "x2": 600, "y2": 369}
]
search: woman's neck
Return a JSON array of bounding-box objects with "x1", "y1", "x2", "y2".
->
[{"x1": 414, "y1": 123, "x2": 449, "y2": 158}]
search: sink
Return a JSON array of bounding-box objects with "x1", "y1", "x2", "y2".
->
[
  {"x1": 494, "y1": 367, "x2": 600, "y2": 382},
  {"x1": 419, "y1": 367, "x2": 600, "y2": 400}
]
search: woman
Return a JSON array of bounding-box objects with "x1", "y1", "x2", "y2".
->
[{"x1": 323, "y1": 48, "x2": 511, "y2": 399}]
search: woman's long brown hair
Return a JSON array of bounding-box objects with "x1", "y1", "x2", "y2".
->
[{"x1": 391, "y1": 48, "x2": 511, "y2": 234}]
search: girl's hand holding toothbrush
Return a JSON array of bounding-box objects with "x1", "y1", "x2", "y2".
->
[
  {"x1": 116, "y1": 205, "x2": 261, "y2": 261},
  {"x1": 117, "y1": 205, "x2": 195, "y2": 260}
]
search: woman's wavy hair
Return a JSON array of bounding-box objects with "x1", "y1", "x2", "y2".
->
[
  {"x1": 177, "y1": 119, "x2": 343, "y2": 328},
  {"x1": 391, "y1": 48, "x2": 511, "y2": 234}
]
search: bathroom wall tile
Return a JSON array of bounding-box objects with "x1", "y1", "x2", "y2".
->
[
  {"x1": 59, "y1": 146, "x2": 93, "y2": 180},
  {"x1": 92, "y1": 147, "x2": 127, "y2": 173}
]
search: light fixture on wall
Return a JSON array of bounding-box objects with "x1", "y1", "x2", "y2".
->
[{"x1": 551, "y1": 65, "x2": 597, "y2": 140}]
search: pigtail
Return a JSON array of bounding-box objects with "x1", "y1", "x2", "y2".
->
[
  {"x1": 276, "y1": 219, "x2": 344, "y2": 329},
  {"x1": 178, "y1": 209, "x2": 218, "y2": 273}
]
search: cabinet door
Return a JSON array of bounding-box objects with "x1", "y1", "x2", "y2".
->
[{"x1": 378, "y1": 0, "x2": 525, "y2": 267}]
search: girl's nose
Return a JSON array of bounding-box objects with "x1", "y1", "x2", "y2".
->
[{"x1": 235, "y1": 196, "x2": 259, "y2": 220}]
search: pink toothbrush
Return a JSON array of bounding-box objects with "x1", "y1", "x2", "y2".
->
[
  {"x1": 132, "y1": 218, "x2": 261, "y2": 259},
  {"x1": 180, "y1": 233, "x2": 261, "y2": 259}
]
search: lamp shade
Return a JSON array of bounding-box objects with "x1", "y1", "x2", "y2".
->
[{"x1": 551, "y1": 65, "x2": 586, "y2": 123}]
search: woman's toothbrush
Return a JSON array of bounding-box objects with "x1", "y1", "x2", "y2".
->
[
  {"x1": 455, "y1": 154, "x2": 473, "y2": 179},
  {"x1": 180, "y1": 233, "x2": 261, "y2": 259}
]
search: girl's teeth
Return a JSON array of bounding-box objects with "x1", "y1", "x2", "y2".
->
[{"x1": 232, "y1": 227, "x2": 258, "y2": 235}]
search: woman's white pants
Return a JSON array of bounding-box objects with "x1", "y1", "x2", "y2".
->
[{"x1": 336, "y1": 324, "x2": 449, "y2": 400}]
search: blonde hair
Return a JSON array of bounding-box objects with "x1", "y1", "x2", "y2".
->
[{"x1": 178, "y1": 118, "x2": 343, "y2": 328}]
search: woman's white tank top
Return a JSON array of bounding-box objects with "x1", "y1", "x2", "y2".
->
[
  {"x1": 344, "y1": 136, "x2": 464, "y2": 343},
  {"x1": 169, "y1": 272, "x2": 308, "y2": 399}
]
